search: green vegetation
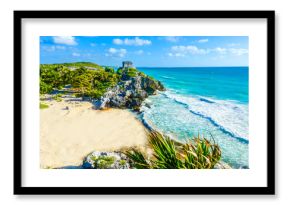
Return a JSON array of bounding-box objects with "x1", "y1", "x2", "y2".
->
[
  {"x1": 92, "y1": 156, "x2": 116, "y2": 169},
  {"x1": 104, "y1": 66, "x2": 115, "y2": 73},
  {"x1": 117, "y1": 67, "x2": 139, "y2": 78},
  {"x1": 40, "y1": 102, "x2": 49, "y2": 109},
  {"x1": 125, "y1": 131, "x2": 221, "y2": 169},
  {"x1": 125, "y1": 148, "x2": 151, "y2": 169},
  {"x1": 119, "y1": 159, "x2": 127, "y2": 166},
  {"x1": 40, "y1": 62, "x2": 164, "y2": 107},
  {"x1": 40, "y1": 62, "x2": 120, "y2": 99},
  {"x1": 52, "y1": 93, "x2": 63, "y2": 102},
  {"x1": 62, "y1": 62, "x2": 103, "y2": 69},
  {"x1": 124, "y1": 67, "x2": 138, "y2": 77},
  {"x1": 40, "y1": 80, "x2": 53, "y2": 94}
]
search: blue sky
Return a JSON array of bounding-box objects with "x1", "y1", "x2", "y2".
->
[{"x1": 40, "y1": 36, "x2": 248, "y2": 67}]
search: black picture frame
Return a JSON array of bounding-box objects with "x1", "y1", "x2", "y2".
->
[{"x1": 14, "y1": 10, "x2": 275, "y2": 195}]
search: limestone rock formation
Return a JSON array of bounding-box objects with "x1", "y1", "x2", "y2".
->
[
  {"x1": 82, "y1": 151, "x2": 130, "y2": 169},
  {"x1": 94, "y1": 68, "x2": 165, "y2": 110}
]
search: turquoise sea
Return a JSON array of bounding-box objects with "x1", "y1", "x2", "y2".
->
[{"x1": 137, "y1": 67, "x2": 249, "y2": 168}]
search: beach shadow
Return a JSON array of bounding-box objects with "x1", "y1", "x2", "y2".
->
[
  {"x1": 65, "y1": 98, "x2": 84, "y2": 102},
  {"x1": 40, "y1": 98, "x2": 52, "y2": 101}
]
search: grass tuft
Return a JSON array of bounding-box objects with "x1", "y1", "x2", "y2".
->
[
  {"x1": 52, "y1": 93, "x2": 63, "y2": 102},
  {"x1": 40, "y1": 102, "x2": 49, "y2": 109},
  {"x1": 92, "y1": 156, "x2": 116, "y2": 169}
]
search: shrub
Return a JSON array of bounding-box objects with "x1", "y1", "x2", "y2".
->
[
  {"x1": 40, "y1": 80, "x2": 53, "y2": 94},
  {"x1": 116, "y1": 67, "x2": 123, "y2": 75},
  {"x1": 139, "y1": 72, "x2": 147, "y2": 77},
  {"x1": 105, "y1": 67, "x2": 115, "y2": 73},
  {"x1": 125, "y1": 131, "x2": 221, "y2": 169},
  {"x1": 52, "y1": 94, "x2": 63, "y2": 102},
  {"x1": 39, "y1": 63, "x2": 118, "y2": 97},
  {"x1": 40, "y1": 102, "x2": 49, "y2": 109},
  {"x1": 85, "y1": 89, "x2": 105, "y2": 99},
  {"x1": 119, "y1": 159, "x2": 127, "y2": 166},
  {"x1": 92, "y1": 156, "x2": 116, "y2": 169},
  {"x1": 126, "y1": 67, "x2": 137, "y2": 77},
  {"x1": 118, "y1": 67, "x2": 138, "y2": 79}
]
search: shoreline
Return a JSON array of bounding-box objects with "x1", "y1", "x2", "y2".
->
[{"x1": 40, "y1": 95, "x2": 149, "y2": 169}]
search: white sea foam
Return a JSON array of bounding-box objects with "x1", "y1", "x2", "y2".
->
[
  {"x1": 161, "y1": 76, "x2": 175, "y2": 80},
  {"x1": 140, "y1": 91, "x2": 249, "y2": 168},
  {"x1": 162, "y1": 91, "x2": 249, "y2": 141}
]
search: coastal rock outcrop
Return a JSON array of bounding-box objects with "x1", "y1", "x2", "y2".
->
[
  {"x1": 82, "y1": 151, "x2": 130, "y2": 169},
  {"x1": 214, "y1": 161, "x2": 232, "y2": 169},
  {"x1": 94, "y1": 68, "x2": 165, "y2": 110}
]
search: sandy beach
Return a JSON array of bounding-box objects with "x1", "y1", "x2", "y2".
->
[{"x1": 40, "y1": 97, "x2": 148, "y2": 168}]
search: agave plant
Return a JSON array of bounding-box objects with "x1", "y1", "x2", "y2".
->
[
  {"x1": 125, "y1": 131, "x2": 221, "y2": 169},
  {"x1": 148, "y1": 131, "x2": 183, "y2": 169},
  {"x1": 182, "y1": 135, "x2": 221, "y2": 169},
  {"x1": 125, "y1": 148, "x2": 151, "y2": 169}
]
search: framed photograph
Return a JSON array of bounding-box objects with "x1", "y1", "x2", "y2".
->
[{"x1": 14, "y1": 10, "x2": 275, "y2": 195}]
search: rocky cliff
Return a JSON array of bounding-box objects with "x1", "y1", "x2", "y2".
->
[{"x1": 94, "y1": 67, "x2": 165, "y2": 110}]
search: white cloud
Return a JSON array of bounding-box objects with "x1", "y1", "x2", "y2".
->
[
  {"x1": 90, "y1": 43, "x2": 97, "y2": 47},
  {"x1": 168, "y1": 44, "x2": 248, "y2": 57},
  {"x1": 53, "y1": 36, "x2": 77, "y2": 45},
  {"x1": 106, "y1": 48, "x2": 127, "y2": 57},
  {"x1": 197, "y1": 39, "x2": 209, "y2": 43},
  {"x1": 229, "y1": 48, "x2": 248, "y2": 56},
  {"x1": 169, "y1": 45, "x2": 208, "y2": 57},
  {"x1": 72, "y1": 52, "x2": 80, "y2": 57},
  {"x1": 212, "y1": 47, "x2": 227, "y2": 55},
  {"x1": 42, "y1": 46, "x2": 55, "y2": 52},
  {"x1": 113, "y1": 37, "x2": 151, "y2": 46},
  {"x1": 165, "y1": 36, "x2": 180, "y2": 43},
  {"x1": 211, "y1": 47, "x2": 248, "y2": 56},
  {"x1": 228, "y1": 43, "x2": 240, "y2": 47},
  {"x1": 56, "y1": 46, "x2": 66, "y2": 50},
  {"x1": 168, "y1": 52, "x2": 185, "y2": 57},
  {"x1": 135, "y1": 50, "x2": 144, "y2": 55},
  {"x1": 113, "y1": 39, "x2": 123, "y2": 45},
  {"x1": 42, "y1": 45, "x2": 66, "y2": 52}
]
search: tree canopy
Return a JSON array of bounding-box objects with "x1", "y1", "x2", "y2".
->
[{"x1": 40, "y1": 63, "x2": 120, "y2": 98}]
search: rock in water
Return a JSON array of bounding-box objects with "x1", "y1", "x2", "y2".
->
[
  {"x1": 94, "y1": 70, "x2": 165, "y2": 110},
  {"x1": 82, "y1": 151, "x2": 130, "y2": 169}
]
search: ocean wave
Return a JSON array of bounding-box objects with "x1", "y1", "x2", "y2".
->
[
  {"x1": 199, "y1": 97, "x2": 215, "y2": 104},
  {"x1": 161, "y1": 92, "x2": 249, "y2": 143},
  {"x1": 139, "y1": 111, "x2": 155, "y2": 131},
  {"x1": 161, "y1": 75, "x2": 175, "y2": 80}
]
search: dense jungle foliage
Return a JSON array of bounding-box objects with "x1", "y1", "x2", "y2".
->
[{"x1": 40, "y1": 62, "x2": 125, "y2": 98}]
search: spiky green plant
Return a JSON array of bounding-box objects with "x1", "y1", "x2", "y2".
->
[
  {"x1": 125, "y1": 148, "x2": 151, "y2": 169},
  {"x1": 148, "y1": 131, "x2": 183, "y2": 169},
  {"x1": 125, "y1": 131, "x2": 221, "y2": 169},
  {"x1": 182, "y1": 136, "x2": 221, "y2": 169}
]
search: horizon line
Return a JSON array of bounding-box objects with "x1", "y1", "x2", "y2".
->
[
  {"x1": 135, "y1": 65, "x2": 249, "y2": 68},
  {"x1": 40, "y1": 61, "x2": 248, "y2": 68}
]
